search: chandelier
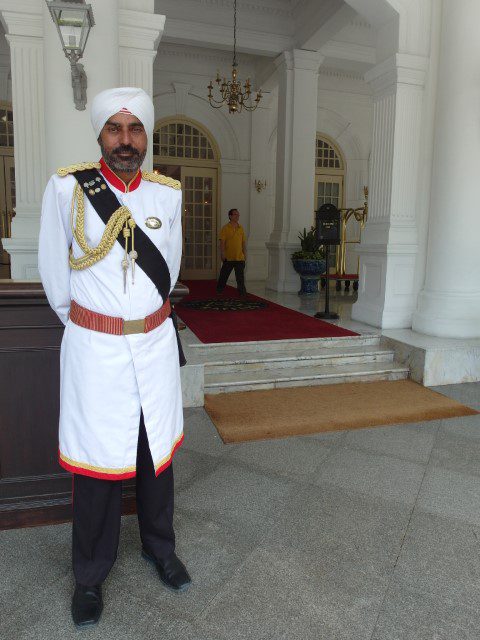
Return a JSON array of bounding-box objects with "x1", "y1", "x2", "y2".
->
[{"x1": 207, "y1": 0, "x2": 262, "y2": 114}]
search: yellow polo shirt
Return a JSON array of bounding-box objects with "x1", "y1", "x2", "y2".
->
[{"x1": 219, "y1": 223, "x2": 246, "y2": 261}]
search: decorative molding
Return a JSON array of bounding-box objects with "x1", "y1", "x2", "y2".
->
[
  {"x1": 177, "y1": 0, "x2": 294, "y2": 19},
  {"x1": 318, "y1": 66, "x2": 365, "y2": 81},
  {"x1": 118, "y1": 9, "x2": 165, "y2": 50},
  {"x1": 162, "y1": 17, "x2": 292, "y2": 57},
  {"x1": 320, "y1": 40, "x2": 376, "y2": 66},
  {"x1": 172, "y1": 82, "x2": 191, "y2": 115},
  {"x1": 349, "y1": 17, "x2": 373, "y2": 29},
  {"x1": 220, "y1": 159, "x2": 251, "y2": 174},
  {"x1": 156, "y1": 43, "x2": 253, "y2": 69},
  {"x1": 274, "y1": 49, "x2": 324, "y2": 73},
  {"x1": 365, "y1": 53, "x2": 428, "y2": 95},
  {"x1": 0, "y1": 11, "x2": 42, "y2": 38}
]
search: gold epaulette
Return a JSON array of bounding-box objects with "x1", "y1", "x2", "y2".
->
[
  {"x1": 57, "y1": 162, "x2": 101, "y2": 177},
  {"x1": 142, "y1": 171, "x2": 181, "y2": 190}
]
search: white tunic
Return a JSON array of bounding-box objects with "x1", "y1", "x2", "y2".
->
[{"x1": 38, "y1": 164, "x2": 184, "y2": 480}]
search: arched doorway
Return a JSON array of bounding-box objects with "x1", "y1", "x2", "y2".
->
[
  {"x1": 314, "y1": 133, "x2": 345, "y2": 212},
  {"x1": 314, "y1": 133, "x2": 361, "y2": 276},
  {"x1": 153, "y1": 117, "x2": 220, "y2": 280},
  {"x1": 0, "y1": 101, "x2": 15, "y2": 279}
]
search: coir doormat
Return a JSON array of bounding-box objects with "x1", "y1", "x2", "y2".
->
[{"x1": 205, "y1": 379, "x2": 478, "y2": 443}]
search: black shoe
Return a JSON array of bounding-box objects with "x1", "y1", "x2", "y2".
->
[
  {"x1": 71, "y1": 583, "x2": 103, "y2": 627},
  {"x1": 142, "y1": 549, "x2": 191, "y2": 592}
]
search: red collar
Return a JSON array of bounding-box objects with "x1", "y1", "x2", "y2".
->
[{"x1": 99, "y1": 158, "x2": 142, "y2": 193}]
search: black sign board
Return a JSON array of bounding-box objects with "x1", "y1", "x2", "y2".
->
[{"x1": 315, "y1": 203, "x2": 341, "y2": 245}]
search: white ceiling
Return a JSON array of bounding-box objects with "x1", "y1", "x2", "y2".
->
[{"x1": 155, "y1": 0, "x2": 376, "y2": 75}]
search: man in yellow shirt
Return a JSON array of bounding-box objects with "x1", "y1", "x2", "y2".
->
[{"x1": 216, "y1": 209, "x2": 247, "y2": 295}]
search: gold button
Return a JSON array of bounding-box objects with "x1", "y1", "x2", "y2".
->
[{"x1": 89, "y1": 189, "x2": 95, "y2": 195}]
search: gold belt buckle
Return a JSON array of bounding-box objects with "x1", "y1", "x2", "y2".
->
[{"x1": 123, "y1": 317, "x2": 146, "y2": 335}]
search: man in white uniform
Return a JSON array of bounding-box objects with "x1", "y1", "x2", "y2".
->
[{"x1": 38, "y1": 87, "x2": 190, "y2": 627}]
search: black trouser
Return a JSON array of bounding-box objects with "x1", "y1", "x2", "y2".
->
[
  {"x1": 216, "y1": 260, "x2": 246, "y2": 294},
  {"x1": 72, "y1": 414, "x2": 175, "y2": 586}
]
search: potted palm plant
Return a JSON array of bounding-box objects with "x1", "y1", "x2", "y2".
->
[{"x1": 291, "y1": 227, "x2": 326, "y2": 295}]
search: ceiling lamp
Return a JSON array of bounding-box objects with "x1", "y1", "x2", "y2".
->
[{"x1": 207, "y1": 0, "x2": 262, "y2": 114}]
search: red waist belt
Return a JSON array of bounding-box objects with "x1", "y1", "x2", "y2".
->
[{"x1": 69, "y1": 299, "x2": 172, "y2": 335}]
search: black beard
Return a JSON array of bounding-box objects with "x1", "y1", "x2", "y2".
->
[{"x1": 99, "y1": 140, "x2": 146, "y2": 173}]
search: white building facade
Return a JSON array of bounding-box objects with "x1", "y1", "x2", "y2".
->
[{"x1": 0, "y1": 0, "x2": 478, "y2": 377}]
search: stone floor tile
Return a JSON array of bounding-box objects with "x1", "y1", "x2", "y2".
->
[
  {"x1": 266, "y1": 482, "x2": 412, "y2": 579},
  {"x1": 431, "y1": 382, "x2": 480, "y2": 407},
  {"x1": 176, "y1": 460, "x2": 295, "y2": 534},
  {"x1": 173, "y1": 447, "x2": 222, "y2": 493},
  {"x1": 0, "y1": 522, "x2": 71, "y2": 620},
  {"x1": 371, "y1": 580, "x2": 480, "y2": 640},
  {"x1": 430, "y1": 419, "x2": 480, "y2": 477},
  {"x1": 416, "y1": 465, "x2": 480, "y2": 525},
  {"x1": 393, "y1": 510, "x2": 480, "y2": 609},
  {"x1": 314, "y1": 447, "x2": 426, "y2": 506},
  {"x1": 192, "y1": 546, "x2": 388, "y2": 640},
  {"x1": 343, "y1": 421, "x2": 438, "y2": 463},
  {"x1": 223, "y1": 435, "x2": 333, "y2": 481},
  {"x1": 182, "y1": 407, "x2": 231, "y2": 458}
]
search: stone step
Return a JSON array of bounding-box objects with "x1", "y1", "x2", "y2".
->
[
  {"x1": 188, "y1": 333, "x2": 381, "y2": 356},
  {"x1": 203, "y1": 346, "x2": 394, "y2": 374},
  {"x1": 204, "y1": 361, "x2": 409, "y2": 394}
]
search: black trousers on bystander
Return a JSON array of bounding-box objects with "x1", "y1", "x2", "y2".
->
[{"x1": 216, "y1": 260, "x2": 246, "y2": 295}]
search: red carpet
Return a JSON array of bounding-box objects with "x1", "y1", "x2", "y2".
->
[{"x1": 176, "y1": 280, "x2": 359, "y2": 343}]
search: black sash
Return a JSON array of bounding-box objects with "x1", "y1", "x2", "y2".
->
[{"x1": 74, "y1": 168, "x2": 186, "y2": 366}]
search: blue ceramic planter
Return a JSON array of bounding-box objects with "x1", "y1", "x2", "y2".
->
[{"x1": 292, "y1": 259, "x2": 326, "y2": 295}]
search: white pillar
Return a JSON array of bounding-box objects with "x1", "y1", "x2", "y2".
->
[
  {"x1": 266, "y1": 49, "x2": 323, "y2": 292},
  {"x1": 352, "y1": 53, "x2": 427, "y2": 328},
  {"x1": 246, "y1": 93, "x2": 274, "y2": 281},
  {"x1": 413, "y1": 0, "x2": 480, "y2": 338},
  {"x1": 1, "y1": 2, "x2": 45, "y2": 279},
  {"x1": 118, "y1": 6, "x2": 165, "y2": 169}
]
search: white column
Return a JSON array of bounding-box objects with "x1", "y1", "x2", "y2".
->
[
  {"x1": 1, "y1": 3, "x2": 45, "y2": 279},
  {"x1": 246, "y1": 92, "x2": 274, "y2": 281},
  {"x1": 118, "y1": 6, "x2": 165, "y2": 169},
  {"x1": 413, "y1": 0, "x2": 480, "y2": 338},
  {"x1": 352, "y1": 53, "x2": 427, "y2": 328},
  {"x1": 266, "y1": 49, "x2": 323, "y2": 292}
]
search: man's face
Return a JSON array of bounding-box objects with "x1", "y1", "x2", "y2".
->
[
  {"x1": 98, "y1": 112, "x2": 147, "y2": 173},
  {"x1": 229, "y1": 210, "x2": 240, "y2": 222}
]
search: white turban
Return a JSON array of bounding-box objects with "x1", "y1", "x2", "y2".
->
[{"x1": 90, "y1": 87, "x2": 154, "y2": 138}]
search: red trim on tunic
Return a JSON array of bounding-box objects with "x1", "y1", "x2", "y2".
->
[
  {"x1": 59, "y1": 454, "x2": 135, "y2": 481},
  {"x1": 155, "y1": 434, "x2": 184, "y2": 476},
  {"x1": 99, "y1": 157, "x2": 141, "y2": 193},
  {"x1": 58, "y1": 434, "x2": 184, "y2": 481}
]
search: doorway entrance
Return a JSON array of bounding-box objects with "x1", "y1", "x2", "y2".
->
[
  {"x1": 153, "y1": 117, "x2": 220, "y2": 280},
  {"x1": 0, "y1": 103, "x2": 15, "y2": 279}
]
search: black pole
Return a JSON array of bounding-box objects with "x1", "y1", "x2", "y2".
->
[{"x1": 315, "y1": 243, "x2": 339, "y2": 320}]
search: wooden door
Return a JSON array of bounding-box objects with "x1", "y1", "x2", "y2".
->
[
  {"x1": 0, "y1": 156, "x2": 15, "y2": 279},
  {"x1": 180, "y1": 166, "x2": 217, "y2": 279}
]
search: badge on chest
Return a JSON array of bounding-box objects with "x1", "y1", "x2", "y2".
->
[{"x1": 145, "y1": 217, "x2": 162, "y2": 230}]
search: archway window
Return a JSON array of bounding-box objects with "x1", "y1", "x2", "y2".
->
[
  {"x1": 153, "y1": 122, "x2": 215, "y2": 160},
  {"x1": 0, "y1": 106, "x2": 13, "y2": 148},
  {"x1": 315, "y1": 136, "x2": 343, "y2": 170}
]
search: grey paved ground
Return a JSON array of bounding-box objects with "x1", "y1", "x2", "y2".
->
[{"x1": 1, "y1": 382, "x2": 479, "y2": 639}]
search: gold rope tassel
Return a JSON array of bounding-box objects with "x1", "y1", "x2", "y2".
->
[{"x1": 69, "y1": 183, "x2": 137, "y2": 276}]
